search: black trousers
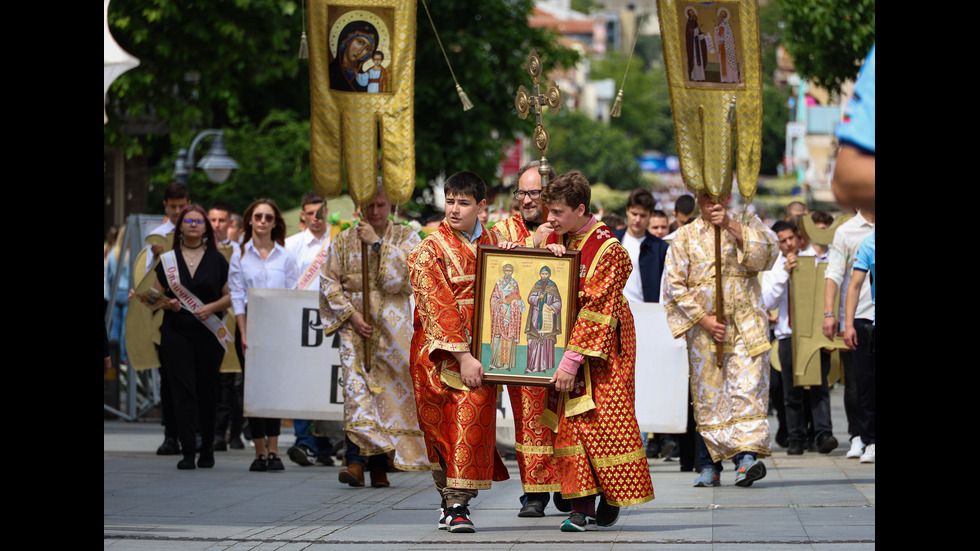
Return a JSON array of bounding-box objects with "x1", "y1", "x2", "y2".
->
[
  {"x1": 215, "y1": 372, "x2": 244, "y2": 441},
  {"x1": 778, "y1": 338, "x2": 832, "y2": 445},
  {"x1": 852, "y1": 319, "x2": 875, "y2": 445},
  {"x1": 160, "y1": 318, "x2": 224, "y2": 456}
]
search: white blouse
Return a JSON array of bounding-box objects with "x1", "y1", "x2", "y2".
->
[{"x1": 229, "y1": 240, "x2": 298, "y2": 313}]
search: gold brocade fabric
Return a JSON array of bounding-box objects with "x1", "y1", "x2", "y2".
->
[
  {"x1": 319, "y1": 222, "x2": 428, "y2": 471},
  {"x1": 408, "y1": 222, "x2": 509, "y2": 489},
  {"x1": 657, "y1": 0, "x2": 763, "y2": 203},
  {"x1": 308, "y1": 0, "x2": 416, "y2": 206},
  {"x1": 663, "y1": 215, "x2": 779, "y2": 462},
  {"x1": 489, "y1": 216, "x2": 537, "y2": 247},
  {"x1": 490, "y1": 216, "x2": 560, "y2": 493},
  {"x1": 551, "y1": 224, "x2": 654, "y2": 507}
]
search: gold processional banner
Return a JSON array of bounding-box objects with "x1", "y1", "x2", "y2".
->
[
  {"x1": 657, "y1": 0, "x2": 762, "y2": 201},
  {"x1": 308, "y1": 0, "x2": 417, "y2": 206}
]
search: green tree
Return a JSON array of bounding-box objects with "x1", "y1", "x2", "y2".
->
[
  {"x1": 208, "y1": 110, "x2": 312, "y2": 214},
  {"x1": 414, "y1": 0, "x2": 578, "y2": 188},
  {"x1": 547, "y1": 110, "x2": 642, "y2": 190},
  {"x1": 106, "y1": 0, "x2": 578, "y2": 213},
  {"x1": 778, "y1": 0, "x2": 875, "y2": 95},
  {"x1": 590, "y1": 52, "x2": 675, "y2": 155},
  {"x1": 105, "y1": 0, "x2": 307, "y2": 155}
]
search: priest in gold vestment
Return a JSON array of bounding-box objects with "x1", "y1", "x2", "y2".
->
[
  {"x1": 663, "y1": 192, "x2": 779, "y2": 488},
  {"x1": 320, "y1": 189, "x2": 428, "y2": 488}
]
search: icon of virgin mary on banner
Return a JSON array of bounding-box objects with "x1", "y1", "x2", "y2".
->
[
  {"x1": 308, "y1": 0, "x2": 416, "y2": 207},
  {"x1": 330, "y1": 20, "x2": 381, "y2": 92}
]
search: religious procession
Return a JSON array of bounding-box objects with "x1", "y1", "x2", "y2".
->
[{"x1": 105, "y1": 0, "x2": 874, "y2": 543}]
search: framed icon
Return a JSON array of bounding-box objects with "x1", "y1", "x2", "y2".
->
[{"x1": 471, "y1": 245, "x2": 580, "y2": 386}]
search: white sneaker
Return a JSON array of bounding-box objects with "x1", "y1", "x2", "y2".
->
[
  {"x1": 846, "y1": 436, "x2": 864, "y2": 459},
  {"x1": 859, "y1": 443, "x2": 875, "y2": 463}
]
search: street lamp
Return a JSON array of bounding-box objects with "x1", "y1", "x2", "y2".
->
[{"x1": 173, "y1": 129, "x2": 240, "y2": 186}]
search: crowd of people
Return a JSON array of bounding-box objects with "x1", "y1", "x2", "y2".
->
[{"x1": 106, "y1": 156, "x2": 874, "y2": 533}]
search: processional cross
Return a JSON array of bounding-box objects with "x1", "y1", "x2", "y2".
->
[{"x1": 514, "y1": 50, "x2": 562, "y2": 187}]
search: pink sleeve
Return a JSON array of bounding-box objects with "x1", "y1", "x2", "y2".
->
[{"x1": 558, "y1": 350, "x2": 585, "y2": 375}]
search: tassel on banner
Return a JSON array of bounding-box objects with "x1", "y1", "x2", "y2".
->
[
  {"x1": 611, "y1": 6, "x2": 647, "y2": 119},
  {"x1": 298, "y1": 0, "x2": 309, "y2": 59},
  {"x1": 298, "y1": 31, "x2": 308, "y2": 59},
  {"x1": 456, "y1": 84, "x2": 474, "y2": 111},
  {"x1": 421, "y1": 0, "x2": 474, "y2": 112},
  {"x1": 610, "y1": 89, "x2": 624, "y2": 118}
]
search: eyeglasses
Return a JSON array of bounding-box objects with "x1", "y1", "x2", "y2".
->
[
  {"x1": 252, "y1": 213, "x2": 276, "y2": 223},
  {"x1": 183, "y1": 218, "x2": 206, "y2": 226},
  {"x1": 513, "y1": 189, "x2": 542, "y2": 200}
]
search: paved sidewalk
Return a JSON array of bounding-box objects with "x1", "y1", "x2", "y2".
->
[{"x1": 105, "y1": 390, "x2": 874, "y2": 550}]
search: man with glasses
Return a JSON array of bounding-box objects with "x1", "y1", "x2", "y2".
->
[{"x1": 489, "y1": 161, "x2": 566, "y2": 519}]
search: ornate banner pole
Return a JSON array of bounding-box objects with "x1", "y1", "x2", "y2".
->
[{"x1": 514, "y1": 49, "x2": 562, "y2": 188}]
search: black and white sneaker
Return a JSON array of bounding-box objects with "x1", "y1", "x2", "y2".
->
[
  {"x1": 445, "y1": 503, "x2": 476, "y2": 533},
  {"x1": 437, "y1": 500, "x2": 448, "y2": 530},
  {"x1": 287, "y1": 444, "x2": 317, "y2": 467}
]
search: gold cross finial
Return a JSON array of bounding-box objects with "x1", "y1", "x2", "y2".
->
[{"x1": 514, "y1": 49, "x2": 562, "y2": 186}]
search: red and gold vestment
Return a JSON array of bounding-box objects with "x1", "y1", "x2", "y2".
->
[
  {"x1": 409, "y1": 221, "x2": 509, "y2": 490},
  {"x1": 542, "y1": 220, "x2": 655, "y2": 507}
]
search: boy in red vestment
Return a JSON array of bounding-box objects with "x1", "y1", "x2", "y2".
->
[
  {"x1": 539, "y1": 170, "x2": 655, "y2": 532},
  {"x1": 408, "y1": 171, "x2": 509, "y2": 533}
]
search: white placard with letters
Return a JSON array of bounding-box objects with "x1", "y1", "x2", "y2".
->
[
  {"x1": 496, "y1": 302, "x2": 689, "y2": 439},
  {"x1": 243, "y1": 288, "x2": 344, "y2": 420}
]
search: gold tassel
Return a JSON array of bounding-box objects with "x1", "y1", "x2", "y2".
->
[
  {"x1": 422, "y1": 0, "x2": 474, "y2": 113},
  {"x1": 298, "y1": 0, "x2": 309, "y2": 59},
  {"x1": 456, "y1": 84, "x2": 474, "y2": 111},
  {"x1": 612, "y1": 7, "x2": 647, "y2": 120},
  {"x1": 298, "y1": 31, "x2": 308, "y2": 59},
  {"x1": 610, "y1": 89, "x2": 624, "y2": 118}
]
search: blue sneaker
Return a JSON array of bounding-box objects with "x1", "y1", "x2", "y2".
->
[
  {"x1": 560, "y1": 512, "x2": 592, "y2": 532},
  {"x1": 734, "y1": 458, "x2": 767, "y2": 487},
  {"x1": 693, "y1": 465, "x2": 720, "y2": 487}
]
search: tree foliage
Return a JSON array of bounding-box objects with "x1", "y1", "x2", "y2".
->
[
  {"x1": 590, "y1": 52, "x2": 675, "y2": 155},
  {"x1": 414, "y1": 0, "x2": 579, "y2": 188},
  {"x1": 547, "y1": 110, "x2": 642, "y2": 190},
  {"x1": 106, "y1": 0, "x2": 578, "y2": 213},
  {"x1": 203, "y1": 110, "x2": 312, "y2": 214},
  {"x1": 105, "y1": 0, "x2": 307, "y2": 155},
  {"x1": 778, "y1": 0, "x2": 875, "y2": 95}
]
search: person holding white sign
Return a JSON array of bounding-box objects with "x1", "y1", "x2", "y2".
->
[{"x1": 229, "y1": 199, "x2": 298, "y2": 472}]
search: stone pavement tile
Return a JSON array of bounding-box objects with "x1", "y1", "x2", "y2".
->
[
  {"x1": 797, "y1": 505, "x2": 875, "y2": 542},
  {"x1": 624, "y1": 507, "x2": 715, "y2": 542},
  {"x1": 712, "y1": 545, "x2": 833, "y2": 551},
  {"x1": 711, "y1": 506, "x2": 806, "y2": 541}
]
